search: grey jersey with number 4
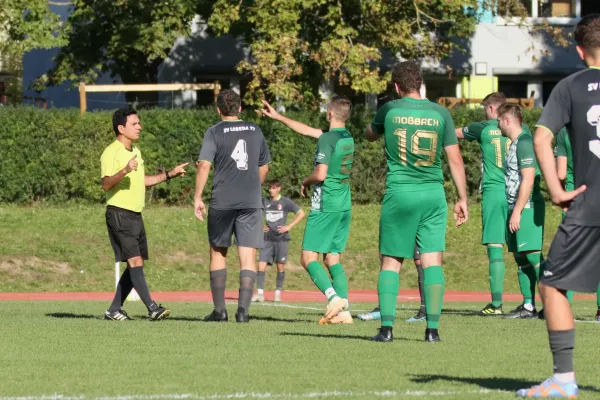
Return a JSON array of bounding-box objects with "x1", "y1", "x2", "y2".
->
[
  {"x1": 199, "y1": 120, "x2": 271, "y2": 210},
  {"x1": 537, "y1": 69, "x2": 600, "y2": 226},
  {"x1": 263, "y1": 196, "x2": 301, "y2": 242}
]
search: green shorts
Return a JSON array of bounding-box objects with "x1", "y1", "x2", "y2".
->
[
  {"x1": 302, "y1": 209, "x2": 352, "y2": 254},
  {"x1": 379, "y1": 186, "x2": 447, "y2": 258},
  {"x1": 481, "y1": 190, "x2": 508, "y2": 245},
  {"x1": 506, "y1": 202, "x2": 545, "y2": 253}
]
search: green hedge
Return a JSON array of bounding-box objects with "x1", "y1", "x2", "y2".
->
[{"x1": 0, "y1": 105, "x2": 543, "y2": 204}]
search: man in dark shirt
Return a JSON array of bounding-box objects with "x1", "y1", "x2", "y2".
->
[
  {"x1": 194, "y1": 89, "x2": 271, "y2": 323},
  {"x1": 515, "y1": 15, "x2": 600, "y2": 398},
  {"x1": 252, "y1": 179, "x2": 305, "y2": 303}
]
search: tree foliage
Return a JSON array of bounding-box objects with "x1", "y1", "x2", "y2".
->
[
  {"x1": 37, "y1": 0, "x2": 199, "y2": 104},
  {"x1": 203, "y1": 0, "x2": 486, "y2": 107}
]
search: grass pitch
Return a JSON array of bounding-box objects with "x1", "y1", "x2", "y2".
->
[
  {"x1": 0, "y1": 204, "x2": 563, "y2": 293},
  {"x1": 1, "y1": 300, "x2": 599, "y2": 399}
]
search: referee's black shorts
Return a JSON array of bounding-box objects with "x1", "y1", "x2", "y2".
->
[
  {"x1": 106, "y1": 205, "x2": 149, "y2": 262},
  {"x1": 541, "y1": 222, "x2": 600, "y2": 293}
]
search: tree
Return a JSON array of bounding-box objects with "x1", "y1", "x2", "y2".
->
[
  {"x1": 0, "y1": 0, "x2": 66, "y2": 102},
  {"x1": 38, "y1": 0, "x2": 199, "y2": 105},
  {"x1": 202, "y1": 0, "x2": 486, "y2": 107}
]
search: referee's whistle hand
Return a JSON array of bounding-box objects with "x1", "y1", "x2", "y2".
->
[{"x1": 125, "y1": 155, "x2": 138, "y2": 173}]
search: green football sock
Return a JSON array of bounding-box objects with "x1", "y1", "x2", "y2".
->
[
  {"x1": 566, "y1": 290, "x2": 574, "y2": 305},
  {"x1": 597, "y1": 283, "x2": 600, "y2": 309},
  {"x1": 378, "y1": 270, "x2": 399, "y2": 328},
  {"x1": 424, "y1": 266, "x2": 445, "y2": 329},
  {"x1": 515, "y1": 255, "x2": 533, "y2": 305},
  {"x1": 328, "y1": 263, "x2": 348, "y2": 300},
  {"x1": 487, "y1": 246, "x2": 505, "y2": 307},
  {"x1": 306, "y1": 261, "x2": 337, "y2": 301}
]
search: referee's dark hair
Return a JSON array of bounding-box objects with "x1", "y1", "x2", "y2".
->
[
  {"x1": 575, "y1": 14, "x2": 600, "y2": 54},
  {"x1": 217, "y1": 89, "x2": 241, "y2": 117},
  {"x1": 112, "y1": 108, "x2": 138, "y2": 136},
  {"x1": 269, "y1": 179, "x2": 282, "y2": 188}
]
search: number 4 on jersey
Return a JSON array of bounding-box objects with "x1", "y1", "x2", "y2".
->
[{"x1": 231, "y1": 139, "x2": 248, "y2": 170}]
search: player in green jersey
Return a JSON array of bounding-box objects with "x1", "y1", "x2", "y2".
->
[
  {"x1": 366, "y1": 61, "x2": 469, "y2": 342},
  {"x1": 455, "y1": 92, "x2": 511, "y2": 315},
  {"x1": 497, "y1": 104, "x2": 545, "y2": 319},
  {"x1": 553, "y1": 128, "x2": 600, "y2": 321},
  {"x1": 262, "y1": 97, "x2": 355, "y2": 324}
]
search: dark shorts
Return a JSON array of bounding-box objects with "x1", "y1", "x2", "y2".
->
[
  {"x1": 541, "y1": 223, "x2": 600, "y2": 293},
  {"x1": 106, "y1": 206, "x2": 148, "y2": 262},
  {"x1": 207, "y1": 208, "x2": 264, "y2": 249},
  {"x1": 259, "y1": 240, "x2": 289, "y2": 265}
]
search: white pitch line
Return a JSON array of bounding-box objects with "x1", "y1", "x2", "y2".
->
[{"x1": 0, "y1": 389, "x2": 508, "y2": 400}]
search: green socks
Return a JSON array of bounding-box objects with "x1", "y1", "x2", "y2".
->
[
  {"x1": 566, "y1": 290, "x2": 574, "y2": 304},
  {"x1": 306, "y1": 261, "x2": 337, "y2": 301},
  {"x1": 328, "y1": 263, "x2": 348, "y2": 300},
  {"x1": 597, "y1": 283, "x2": 600, "y2": 309},
  {"x1": 487, "y1": 246, "x2": 505, "y2": 307},
  {"x1": 378, "y1": 270, "x2": 399, "y2": 327},
  {"x1": 516, "y1": 255, "x2": 535, "y2": 305},
  {"x1": 424, "y1": 266, "x2": 445, "y2": 329}
]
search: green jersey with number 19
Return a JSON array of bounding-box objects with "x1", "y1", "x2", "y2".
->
[
  {"x1": 311, "y1": 128, "x2": 354, "y2": 212},
  {"x1": 370, "y1": 98, "x2": 457, "y2": 190}
]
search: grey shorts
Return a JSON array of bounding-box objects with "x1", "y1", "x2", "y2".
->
[
  {"x1": 259, "y1": 241, "x2": 289, "y2": 265},
  {"x1": 207, "y1": 208, "x2": 264, "y2": 249},
  {"x1": 541, "y1": 223, "x2": 600, "y2": 293}
]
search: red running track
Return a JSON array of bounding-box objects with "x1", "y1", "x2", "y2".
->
[{"x1": 0, "y1": 290, "x2": 593, "y2": 302}]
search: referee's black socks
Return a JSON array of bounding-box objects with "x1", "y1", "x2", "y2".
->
[{"x1": 129, "y1": 266, "x2": 154, "y2": 310}]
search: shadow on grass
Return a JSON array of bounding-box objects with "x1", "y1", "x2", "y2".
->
[
  {"x1": 46, "y1": 313, "x2": 102, "y2": 320},
  {"x1": 410, "y1": 374, "x2": 600, "y2": 393},
  {"x1": 251, "y1": 315, "x2": 315, "y2": 323},
  {"x1": 281, "y1": 331, "x2": 423, "y2": 342}
]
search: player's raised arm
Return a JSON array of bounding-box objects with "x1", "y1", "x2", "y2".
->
[{"x1": 262, "y1": 100, "x2": 323, "y2": 138}]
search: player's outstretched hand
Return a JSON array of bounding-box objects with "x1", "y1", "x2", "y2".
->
[
  {"x1": 509, "y1": 211, "x2": 521, "y2": 233},
  {"x1": 453, "y1": 200, "x2": 468, "y2": 227},
  {"x1": 194, "y1": 198, "x2": 207, "y2": 221},
  {"x1": 551, "y1": 185, "x2": 587, "y2": 211},
  {"x1": 169, "y1": 162, "x2": 189, "y2": 178},
  {"x1": 262, "y1": 100, "x2": 282, "y2": 121},
  {"x1": 125, "y1": 154, "x2": 138, "y2": 173}
]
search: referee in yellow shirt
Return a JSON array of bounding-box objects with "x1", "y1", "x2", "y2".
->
[{"x1": 101, "y1": 108, "x2": 188, "y2": 321}]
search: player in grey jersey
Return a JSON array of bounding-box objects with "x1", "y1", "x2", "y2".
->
[
  {"x1": 515, "y1": 15, "x2": 600, "y2": 398},
  {"x1": 252, "y1": 179, "x2": 305, "y2": 302},
  {"x1": 194, "y1": 89, "x2": 271, "y2": 323}
]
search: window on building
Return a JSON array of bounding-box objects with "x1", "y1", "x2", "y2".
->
[
  {"x1": 424, "y1": 78, "x2": 457, "y2": 103},
  {"x1": 539, "y1": 0, "x2": 576, "y2": 17},
  {"x1": 498, "y1": 79, "x2": 528, "y2": 99},
  {"x1": 581, "y1": 0, "x2": 600, "y2": 16}
]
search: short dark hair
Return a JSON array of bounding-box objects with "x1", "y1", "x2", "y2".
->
[
  {"x1": 575, "y1": 14, "x2": 600, "y2": 53},
  {"x1": 269, "y1": 179, "x2": 281, "y2": 188},
  {"x1": 217, "y1": 89, "x2": 241, "y2": 117},
  {"x1": 482, "y1": 92, "x2": 506, "y2": 107},
  {"x1": 328, "y1": 96, "x2": 352, "y2": 122},
  {"x1": 112, "y1": 108, "x2": 138, "y2": 136},
  {"x1": 392, "y1": 61, "x2": 423, "y2": 93},
  {"x1": 497, "y1": 103, "x2": 523, "y2": 123}
]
